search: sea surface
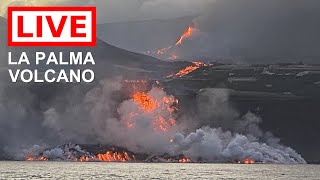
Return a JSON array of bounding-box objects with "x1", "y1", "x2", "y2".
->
[{"x1": 0, "y1": 162, "x2": 319, "y2": 179}]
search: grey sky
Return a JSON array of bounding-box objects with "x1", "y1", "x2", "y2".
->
[
  {"x1": 94, "y1": 0, "x2": 215, "y2": 23},
  {"x1": 2, "y1": 0, "x2": 320, "y2": 61},
  {"x1": 0, "y1": 0, "x2": 215, "y2": 23}
]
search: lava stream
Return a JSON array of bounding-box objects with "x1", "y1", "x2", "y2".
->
[
  {"x1": 167, "y1": 62, "x2": 208, "y2": 78},
  {"x1": 155, "y1": 26, "x2": 195, "y2": 60},
  {"x1": 243, "y1": 159, "x2": 255, "y2": 164},
  {"x1": 175, "y1": 26, "x2": 194, "y2": 46},
  {"x1": 26, "y1": 156, "x2": 48, "y2": 161},
  {"x1": 126, "y1": 89, "x2": 178, "y2": 132},
  {"x1": 179, "y1": 157, "x2": 192, "y2": 163},
  {"x1": 96, "y1": 151, "x2": 133, "y2": 162}
]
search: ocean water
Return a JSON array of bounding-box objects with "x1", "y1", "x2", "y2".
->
[{"x1": 0, "y1": 162, "x2": 319, "y2": 179}]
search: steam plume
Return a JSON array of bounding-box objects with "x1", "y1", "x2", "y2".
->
[{"x1": 36, "y1": 80, "x2": 306, "y2": 163}]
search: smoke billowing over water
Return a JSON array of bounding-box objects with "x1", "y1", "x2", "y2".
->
[
  {"x1": 0, "y1": 0, "x2": 311, "y2": 163},
  {"x1": 0, "y1": 77, "x2": 305, "y2": 164}
]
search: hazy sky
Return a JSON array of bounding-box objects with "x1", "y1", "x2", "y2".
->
[
  {"x1": 2, "y1": 0, "x2": 320, "y2": 60},
  {"x1": 94, "y1": 0, "x2": 215, "y2": 23},
  {"x1": 0, "y1": 0, "x2": 215, "y2": 23}
]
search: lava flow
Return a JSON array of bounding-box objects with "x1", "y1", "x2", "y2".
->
[
  {"x1": 155, "y1": 26, "x2": 195, "y2": 60},
  {"x1": 26, "y1": 156, "x2": 48, "y2": 161},
  {"x1": 96, "y1": 151, "x2": 133, "y2": 162},
  {"x1": 175, "y1": 26, "x2": 194, "y2": 46},
  {"x1": 167, "y1": 62, "x2": 208, "y2": 78},
  {"x1": 179, "y1": 157, "x2": 192, "y2": 163},
  {"x1": 79, "y1": 151, "x2": 133, "y2": 162},
  {"x1": 126, "y1": 89, "x2": 178, "y2": 132},
  {"x1": 133, "y1": 92, "x2": 158, "y2": 112},
  {"x1": 79, "y1": 150, "x2": 135, "y2": 162},
  {"x1": 243, "y1": 159, "x2": 255, "y2": 164}
]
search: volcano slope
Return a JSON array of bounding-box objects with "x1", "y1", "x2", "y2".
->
[
  {"x1": 0, "y1": 16, "x2": 188, "y2": 159},
  {"x1": 0, "y1": 15, "x2": 188, "y2": 99}
]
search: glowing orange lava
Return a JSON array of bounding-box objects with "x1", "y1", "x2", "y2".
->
[
  {"x1": 96, "y1": 151, "x2": 133, "y2": 162},
  {"x1": 78, "y1": 151, "x2": 135, "y2": 162},
  {"x1": 128, "y1": 90, "x2": 178, "y2": 132},
  {"x1": 79, "y1": 156, "x2": 91, "y2": 162},
  {"x1": 179, "y1": 157, "x2": 192, "y2": 163},
  {"x1": 26, "y1": 156, "x2": 48, "y2": 161},
  {"x1": 154, "y1": 26, "x2": 195, "y2": 60},
  {"x1": 153, "y1": 116, "x2": 176, "y2": 132},
  {"x1": 176, "y1": 26, "x2": 194, "y2": 46},
  {"x1": 167, "y1": 62, "x2": 208, "y2": 78},
  {"x1": 243, "y1": 159, "x2": 255, "y2": 164},
  {"x1": 133, "y1": 92, "x2": 158, "y2": 112}
]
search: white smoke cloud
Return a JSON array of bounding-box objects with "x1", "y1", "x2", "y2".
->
[
  {"x1": 172, "y1": 126, "x2": 305, "y2": 164},
  {"x1": 0, "y1": 65, "x2": 306, "y2": 163},
  {"x1": 83, "y1": 82, "x2": 180, "y2": 153},
  {"x1": 40, "y1": 79, "x2": 178, "y2": 154},
  {"x1": 38, "y1": 79, "x2": 306, "y2": 163}
]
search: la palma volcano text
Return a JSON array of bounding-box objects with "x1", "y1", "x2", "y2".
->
[{"x1": 8, "y1": 51, "x2": 95, "y2": 83}]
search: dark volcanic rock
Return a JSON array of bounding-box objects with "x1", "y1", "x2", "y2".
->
[{"x1": 145, "y1": 153, "x2": 192, "y2": 163}]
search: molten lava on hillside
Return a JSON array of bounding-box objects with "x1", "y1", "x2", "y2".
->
[
  {"x1": 167, "y1": 62, "x2": 209, "y2": 78},
  {"x1": 125, "y1": 89, "x2": 178, "y2": 132},
  {"x1": 96, "y1": 151, "x2": 134, "y2": 162},
  {"x1": 175, "y1": 26, "x2": 194, "y2": 46},
  {"x1": 151, "y1": 26, "x2": 196, "y2": 60},
  {"x1": 26, "y1": 156, "x2": 48, "y2": 161},
  {"x1": 243, "y1": 159, "x2": 255, "y2": 164},
  {"x1": 78, "y1": 151, "x2": 134, "y2": 162},
  {"x1": 133, "y1": 92, "x2": 158, "y2": 112},
  {"x1": 179, "y1": 157, "x2": 192, "y2": 163}
]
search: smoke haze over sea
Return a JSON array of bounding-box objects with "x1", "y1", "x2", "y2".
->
[{"x1": 0, "y1": 0, "x2": 318, "y2": 164}]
